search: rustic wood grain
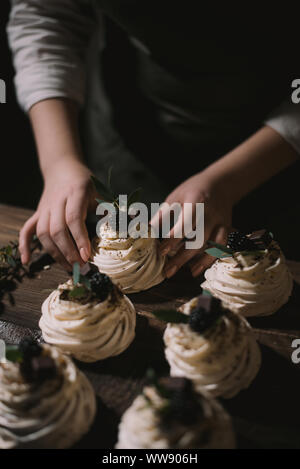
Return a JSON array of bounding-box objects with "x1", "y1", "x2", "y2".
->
[{"x1": 1, "y1": 204, "x2": 300, "y2": 449}]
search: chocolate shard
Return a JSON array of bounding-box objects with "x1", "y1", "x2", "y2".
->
[
  {"x1": 196, "y1": 295, "x2": 221, "y2": 313},
  {"x1": 159, "y1": 377, "x2": 191, "y2": 393},
  {"x1": 248, "y1": 229, "x2": 273, "y2": 248},
  {"x1": 31, "y1": 356, "x2": 57, "y2": 382}
]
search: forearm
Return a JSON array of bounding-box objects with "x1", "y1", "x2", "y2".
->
[
  {"x1": 202, "y1": 126, "x2": 299, "y2": 204},
  {"x1": 29, "y1": 98, "x2": 86, "y2": 178}
]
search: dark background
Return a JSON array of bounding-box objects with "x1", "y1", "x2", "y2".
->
[
  {"x1": 0, "y1": 1, "x2": 300, "y2": 261},
  {"x1": 0, "y1": 1, "x2": 42, "y2": 209}
]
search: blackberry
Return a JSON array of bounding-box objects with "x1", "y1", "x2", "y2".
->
[
  {"x1": 19, "y1": 337, "x2": 42, "y2": 361},
  {"x1": 188, "y1": 298, "x2": 223, "y2": 334},
  {"x1": 160, "y1": 379, "x2": 203, "y2": 426},
  {"x1": 89, "y1": 272, "x2": 114, "y2": 301},
  {"x1": 227, "y1": 231, "x2": 256, "y2": 252}
]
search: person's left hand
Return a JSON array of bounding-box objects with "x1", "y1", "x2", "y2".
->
[{"x1": 151, "y1": 171, "x2": 233, "y2": 278}]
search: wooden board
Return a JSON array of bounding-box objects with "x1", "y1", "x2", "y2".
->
[{"x1": 1, "y1": 203, "x2": 300, "y2": 449}]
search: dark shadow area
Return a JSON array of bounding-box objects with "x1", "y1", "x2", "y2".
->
[
  {"x1": 248, "y1": 281, "x2": 300, "y2": 333},
  {"x1": 0, "y1": 3, "x2": 42, "y2": 209},
  {"x1": 74, "y1": 396, "x2": 119, "y2": 449},
  {"x1": 224, "y1": 345, "x2": 300, "y2": 448}
]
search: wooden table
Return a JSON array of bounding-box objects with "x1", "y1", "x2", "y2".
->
[{"x1": 1, "y1": 203, "x2": 300, "y2": 449}]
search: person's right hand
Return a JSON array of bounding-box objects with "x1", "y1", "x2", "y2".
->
[{"x1": 19, "y1": 159, "x2": 97, "y2": 271}]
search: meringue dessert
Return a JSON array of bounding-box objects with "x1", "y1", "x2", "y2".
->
[
  {"x1": 92, "y1": 221, "x2": 165, "y2": 293},
  {"x1": 0, "y1": 339, "x2": 96, "y2": 449},
  {"x1": 116, "y1": 377, "x2": 236, "y2": 449},
  {"x1": 40, "y1": 269, "x2": 136, "y2": 362},
  {"x1": 157, "y1": 294, "x2": 261, "y2": 399},
  {"x1": 202, "y1": 229, "x2": 293, "y2": 317}
]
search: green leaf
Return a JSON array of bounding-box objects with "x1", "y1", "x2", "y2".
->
[
  {"x1": 205, "y1": 247, "x2": 232, "y2": 258},
  {"x1": 73, "y1": 262, "x2": 80, "y2": 285},
  {"x1": 128, "y1": 187, "x2": 142, "y2": 207},
  {"x1": 68, "y1": 285, "x2": 88, "y2": 300},
  {"x1": 206, "y1": 240, "x2": 234, "y2": 255},
  {"x1": 202, "y1": 289, "x2": 212, "y2": 296},
  {"x1": 91, "y1": 175, "x2": 114, "y2": 202},
  {"x1": 7, "y1": 256, "x2": 16, "y2": 267},
  {"x1": 152, "y1": 309, "x2": 189, "y2": 324},
  {"x1": 205, "y1": 240, "x2": 234, "y2": 258},
  {"x1": 6, "y1": 345, "x2": 23, "y2": 363}
]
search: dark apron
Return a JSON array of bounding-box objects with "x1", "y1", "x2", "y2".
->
[{"x1": 89, "y1": 2, "x2": 300, "y2": 257}]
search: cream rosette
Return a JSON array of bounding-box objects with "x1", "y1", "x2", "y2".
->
[
  {"x1": 201, "y1": 241, "x2": 293, "y2": 317},
  {"x1": 164, "y1": 297, "x2": 261, "y2": 399},
  {"x1": 92, "y1": 222, "x2": 165, "y2": 293},
  {"x1": 40, "y1": 279, "x2": 136, "y2": 362},
  {"x1": 0, "y1": 345, "x2": 96, "y2": 449},
  {"x1": 116, "y1": 384, "x2": 235, "y2": 449}
]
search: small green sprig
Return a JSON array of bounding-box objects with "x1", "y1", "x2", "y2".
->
[
  {"x1": 61, "y1": 262, "x2": 92, "y2": 302},
  {"x1": 0, "y1": 238, "x2": 41, "y2": 305},
  {"x1": 205, "y1": 240, "x2": 234, "y2": 258},
  {"x1": 91, "y1": 167, "x2": 142, "y2": 211}
]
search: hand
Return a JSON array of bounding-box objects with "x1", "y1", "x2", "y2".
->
[
  {"x1": 19, "y1": 160, "x2": 97, "y2": 270},
  {"x1": 151, "y1": 171, "x2": 233, "y2": 278}
]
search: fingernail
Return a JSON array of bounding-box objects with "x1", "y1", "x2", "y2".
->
[
  {"x1": 21, "y1": 255, "x2": 27, "y2": 265},
  {"x1": 80, "y1": 248, "x2": 90, "y2": 262},
  {"x1": 165, "y1": 266, "x2": 177, "y2": 278}
]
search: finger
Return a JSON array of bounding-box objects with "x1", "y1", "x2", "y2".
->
[
  {"x1": 191, "y1": 225, "x2": 229, "y2": 277},
  {"x1": 190, "y1": 253, "x2": 216, "y2": 277},
  {"x1": 49, "y1": 201, "x2": 83, "y2": 267},
  {"x1": 65, "y1": 191, "x2": 91, "y2": 262},
  {"x1": 19, "y1": 212, "x2": 38, "y2": 264},
  {"x1": 164, "y1": 243, "x2": 200, "y2": 279},
  {"x1": 36, "y1": 212, "x2": 72, "y2": 271}
]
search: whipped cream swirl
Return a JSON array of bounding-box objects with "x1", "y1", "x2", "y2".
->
[
  {"x1": 116, "y1": 385, "x2": 235, "y2": 449},
  {"x1": 201, "y1": 241, "x2": 293, "y2": 317},
  {"x1": 0, "y1": 345, "x2": 96, "y2": 449},
  {"x1": 92, "y1": 222, "x2": 165, "y2": 293},
  {"x1": 40, "y1": 280, "x2": 136, "y2": 362},
  {"x1": 164, "y1": 298, "x2": 261, "y2": 399}
]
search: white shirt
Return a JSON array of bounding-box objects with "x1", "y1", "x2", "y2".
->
[{"x1": 7, "y1": 0, "x2": 300, "y2": 155}]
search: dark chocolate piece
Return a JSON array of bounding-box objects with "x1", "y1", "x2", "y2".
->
[{"x1": 248, "y1": 229, "x2": 273, "y2": 249}]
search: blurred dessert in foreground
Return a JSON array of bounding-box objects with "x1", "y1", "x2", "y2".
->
[
  {"x1": 116, "y1": 376, "x2": 235, "y2": 449},
  {"x1": 202, "y1": 229, "x2": 293, "y2": 317},
  {"x1": 0, "y1": 339, "x2": 96, "y2": 449},
  {"x1": 154, "y1": 294, "x2": 261, "y2": 399},
  {"x1": 40, "y1": 265, "x2": 136, "y2": 362}
]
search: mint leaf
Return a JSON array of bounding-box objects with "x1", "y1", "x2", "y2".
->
[
  {"x1": 68, "y1": 285, "x2": 88, "y2": 300},
  {"x1": 152, "y1": 309, "x2": 189, "y2": 324},
  {"x1": 205, "y1": 240, "x2": 233, "y2": 258},
  {"x1": 202, "y1": 289, "x2": 212, "y2": 296},
  {"x1": 6, "y1": 345, "x2": 22, "y2": 363},
  {"x1": 73, "y1": 262, "x2": 80, "y2": 285},
  {"x1": 91, "y1": 175, "x2": 114, "y2": 202}
]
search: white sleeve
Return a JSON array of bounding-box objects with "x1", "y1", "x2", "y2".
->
[
  {"x1": 264, "y1": 98, "x2": 300, "y2": 155},
  {"x1": 7, "y1": 0, "x2": 96, "y2": 112}
]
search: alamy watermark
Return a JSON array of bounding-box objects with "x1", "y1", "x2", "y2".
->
[
  {"x1": 291, "y1": 79, "x2": 300, "y2": 104},
  {"x1": 291, "y1": 339, "x2": 300, "y2": 364},
  {"x1": 0, "y1": 79, "x2": 6, "y2": 103},
  {"x1": 96, "y1": 197, "x2": 205, "y2": 250}
]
